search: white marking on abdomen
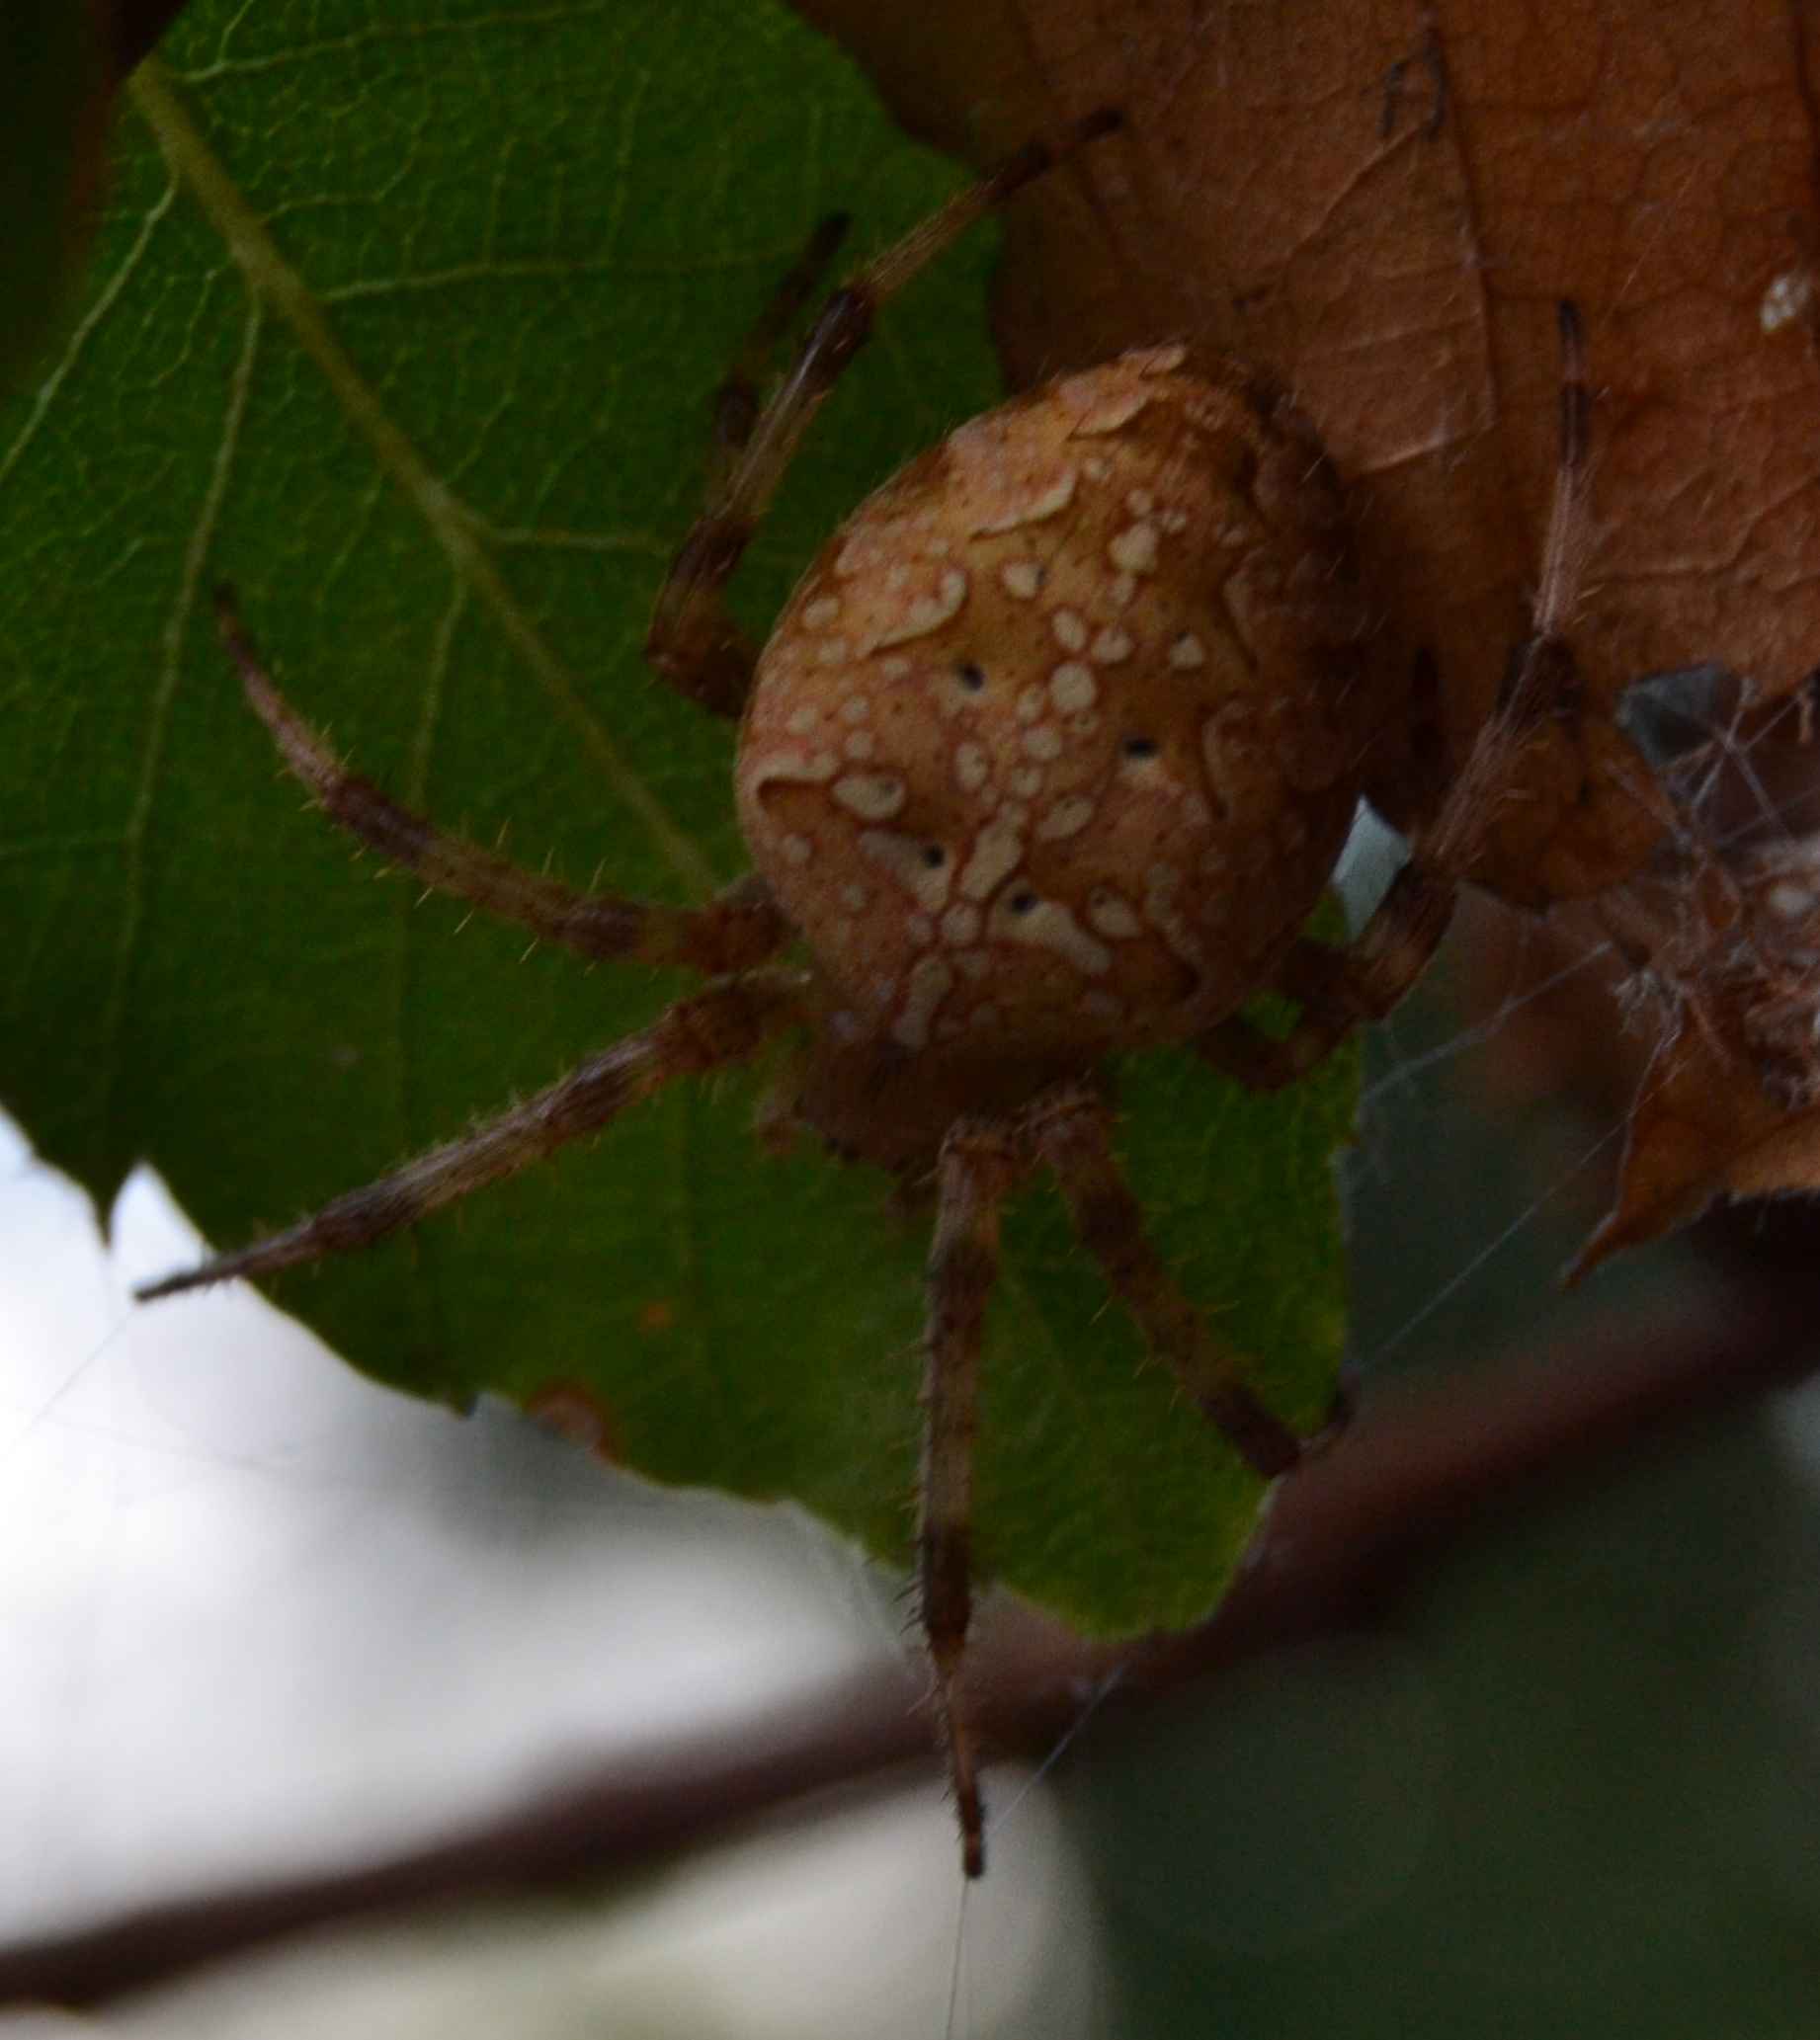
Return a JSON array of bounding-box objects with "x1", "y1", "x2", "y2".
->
[
  {"x1": 996, "y1": 898, "x2": 1112, "y2": 976},
  {"x1": 832, "y1": 773, "x2": 907, "y2": 820},
  {"x1": 859, "y1": 829, "x2": 953, "y2": 911},
  {"x1": 957, "y1": 815, "x2": 1026, "y2": 902},
  {"x1": 893, "y1": 955, "x2": 955, "y2": 1048}
]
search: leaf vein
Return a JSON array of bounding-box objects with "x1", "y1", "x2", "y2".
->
[
  {"x1": 93, "y1": 299, "x2": 266, "y2": 1155},
  {"x1": 126, "y1": 55, "x2": 715, "y2": 902}
]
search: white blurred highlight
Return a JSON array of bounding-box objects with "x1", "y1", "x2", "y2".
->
[{"x1": 0, "y1": 1110, "x2": 1102, "y2": 2035}]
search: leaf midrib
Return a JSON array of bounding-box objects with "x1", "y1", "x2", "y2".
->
[{"x1": 125, "y1": 53, "x2": 716, "y2": 904}]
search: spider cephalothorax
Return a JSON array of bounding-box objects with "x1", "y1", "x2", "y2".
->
[{"x1": 140, "y1": 111, "x2": 1605, "y2": 1876}]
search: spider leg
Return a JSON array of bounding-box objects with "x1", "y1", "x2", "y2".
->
[
  {"x1": 922, "y1": 1115, "x2": 1034, "y2": 1878},
  {"x1": 643, "y1": 109, "x2": 1121, "y2": 721},
  {"x1": 1030, "y1": 1085, "x2": 1305, "y2": 1480},
  {"x1": 1196, "y1": 874, "x2": 1454, "y2": 1093},
  {"x1": 215, "y1": 588, "x2": 787, "y2": 975},
  {"x1": 135, "y1": 970, "x2": 804, "y2": 1301},
  {"x1": 1520, "y1": 301, "x2": 1592, "y2": 668},
  {"x1": 1201, "y1": 303, "x2": 1598, "y2": 1091},
  {"x1": 922, "y1": 1072, "x2": 1303, "y2": 1876},
  {"x1": 707, "y1": 209, "x2": 852, "y2": 489}
]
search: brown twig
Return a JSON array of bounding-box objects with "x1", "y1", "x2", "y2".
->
[{"x1": 1, "y1": 1260, "x2": 1814, "y2": 2011}]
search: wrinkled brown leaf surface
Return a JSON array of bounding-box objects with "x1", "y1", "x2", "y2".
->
[
  {"x1": 801, "y1": 0, "x2": 1820, "y2": 1254},
  {"x1": 1573, "y1": 1013, "x2": 1820, "y2": 1271},
  {"x1": 806, "y1": 0, "x2": 1820, "y2": 740}
]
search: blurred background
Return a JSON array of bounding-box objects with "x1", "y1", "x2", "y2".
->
[
  {"x1": 4, "y1": 856, "x2": 1820, "y2": 2039},
  {"x1": 9, "y1": 3, "x2": 1820, "y2": 2033}
]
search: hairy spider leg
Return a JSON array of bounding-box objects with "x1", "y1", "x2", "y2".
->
[
  {"x1": 921, "y1": 1082, "x2": 1306, "y2": 1876},
  {"x1": 1200, "y1": 300, "x2": 1599, "y2": 1090},
  {"x1": 922, "y1": 1116, "x2": 1027, "y2": 1879},
  {"x1": 1029, "y1": 1088, "x2": 1305, "y2": 1477},
  {"x1": 1194, "y1": 881, "x2": 1454, "y2": 1093},
  {"x1": 1530, "y1": 299, "x2": 1592, "y2": 649},
  {"x1": 708, "y1": 209, "x2": 852, "y2": 491},
  {"x1": 643, "y1": 108, "x2": 1122, "y2": 721},
  {"x1": 135, "y1": 971, "x2": 805, "y2": 1301},
  {"x1": 1483, "y1": 299, "x2": 1591, "y2": 738},
  {"x1": 213, "y1": 587, "x2": 788, "y2": 975}
]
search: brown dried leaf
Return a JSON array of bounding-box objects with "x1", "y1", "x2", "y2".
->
[
  {"x1": 1573, "y1": 1014, "x2": 1820, "y2": 1276},
  {"x1": 1558, "y1": 804, "x2": 1820, "y2": 1274},
  {"x1": 803, "y1": 0, "x2": 1820, "y2": 849}
]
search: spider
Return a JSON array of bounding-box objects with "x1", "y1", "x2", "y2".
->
[{"x1": 140, "y1": 108, "x2": 1603, "y2": 1877}]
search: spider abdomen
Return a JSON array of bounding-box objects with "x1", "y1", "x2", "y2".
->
[{"x1": 736, "y1": 344, "x2": 1382, "y2": 1060}]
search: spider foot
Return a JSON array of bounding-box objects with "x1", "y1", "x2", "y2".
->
[{"x1": 929, "y1": 1639, "x2": 986, "y2": 1879}]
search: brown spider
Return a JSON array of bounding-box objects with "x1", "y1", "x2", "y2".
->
[{"x1": 139, "y1": 110, "x2": 1598, "y2": 1876}]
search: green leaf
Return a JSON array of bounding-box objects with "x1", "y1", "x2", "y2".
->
[
  {"x1": 0, "y1": 0, "x2": 1355, "y2": 1637},
  {"x1": 0, "y1": 0, "x2": 109, "y2": 388}
]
